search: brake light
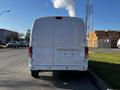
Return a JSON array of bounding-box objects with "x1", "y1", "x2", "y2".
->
[
  {"x1": 85, "y1": 47, "x2": 89, "y2": 58},
  {"x1": 28, "y1": 46, "x2": 32, "y2": 58}
]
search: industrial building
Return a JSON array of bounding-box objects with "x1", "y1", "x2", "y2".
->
[
  {"x1": 0, "y1": 29, "x2": 18, "y2": 44},
  {"x1": 88, "y1": 30, "x2": 120, "y2": 48}
]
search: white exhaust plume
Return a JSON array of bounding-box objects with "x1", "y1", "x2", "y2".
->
[{"x1": 52, "y1": 0, "x2": 76, "y2": 17}]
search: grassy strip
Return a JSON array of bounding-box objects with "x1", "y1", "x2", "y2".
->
[{"x1": 89, "y1": 52, "x2": 120, "y2": 89}]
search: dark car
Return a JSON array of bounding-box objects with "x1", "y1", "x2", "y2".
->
[
  {"x1": 6, "y1": 41, "x2": 19, "y2": 48},
  {"x1": 18, "y1": 41, "x2": 29, "y2": 47}
]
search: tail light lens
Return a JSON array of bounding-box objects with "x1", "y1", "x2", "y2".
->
[
  {"x1": 28, "y1": 46, "x2": 32, "y2": 58},
  {"x1": 85, "y1": 47, "x2": 89, "y2": 58}
]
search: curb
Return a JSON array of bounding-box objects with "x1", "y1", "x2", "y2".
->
[{"x1": 88, "y1": 69, "x2": 108, "y2": 90}]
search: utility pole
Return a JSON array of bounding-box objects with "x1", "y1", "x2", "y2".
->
[{"x1": 85, "y1": 0, "x2": 93, "y2": 33}]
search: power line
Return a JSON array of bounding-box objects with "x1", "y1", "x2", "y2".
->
[{"x1": 0, "y1": 10, "x2": 10, "y2": 16}]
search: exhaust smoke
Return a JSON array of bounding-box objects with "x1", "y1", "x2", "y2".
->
[{"x1": 52, "y1": 0, "x2": 76, "y2": 17}]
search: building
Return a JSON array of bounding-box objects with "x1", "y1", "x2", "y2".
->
[
  {"x1": 118, "y1": 31, "x2": 120, "y2": 36},
  {"x1": 88, "y1": 30, "x2": 120, "y2": 48},
  {"x1": 0, "y1": 29, "x2": 18, "y2": 44},
  {"x1": 107, "y1": 31, "x2": 120, "y2": 48}
]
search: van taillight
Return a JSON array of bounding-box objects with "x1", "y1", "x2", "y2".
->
[
  {"x1": 85, "y1": 47, "x2": 89, "y2": 58},
  {"x1": 29, "y1": 46, "x2": 32, "y2": 58}
]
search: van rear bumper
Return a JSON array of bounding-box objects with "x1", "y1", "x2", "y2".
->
[
  {"x1": 30, "y1": 65, "x2": 88, "y2": 71},
  {"x1": 29, "y1": 58, "x2": 88, "y2": 71}
]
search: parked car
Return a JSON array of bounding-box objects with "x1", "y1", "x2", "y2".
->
[
  {"x1": 6, "y1": 41, "x2": 19, "y2": 48},
  {"x1": 18, "y1": 41, "x2": 29, "y2": 47},
  {"x1": 24, "y1": 41, "x2": 29, "y2": 47},
  {"x1": 29, "y1": 16, "x2": 88, "y2": 78},
  {"x1": 117, "y1": 39, "x2": 120, "y2": 48}
]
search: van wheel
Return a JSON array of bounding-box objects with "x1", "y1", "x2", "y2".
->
[{"x1": 31, "y1": 70, "x2": 39, "y2": 78}]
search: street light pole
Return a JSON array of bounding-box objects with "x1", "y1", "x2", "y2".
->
[{"x1": 0, "y1": 10, "x2": 10, "y2": 16}]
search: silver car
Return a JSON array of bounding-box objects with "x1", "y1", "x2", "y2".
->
[{"x1": 6, "y1": 41, "x2": 19, "y2": 48}]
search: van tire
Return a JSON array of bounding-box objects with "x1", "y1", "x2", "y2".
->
[{"x1": 31, "y1": 70, "x2": 39, "y2": 78}]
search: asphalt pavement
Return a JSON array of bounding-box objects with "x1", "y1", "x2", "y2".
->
[{"x1": 0, "y1": 48, "x2": 99, "y2": 90}]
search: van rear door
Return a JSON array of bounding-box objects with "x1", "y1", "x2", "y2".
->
[
  {"x1": 32, "y1": 18, "x2": 53, "y2": 65},
  {"x1": 54, "y1": 17, "x2": 86, "y2": 65}
]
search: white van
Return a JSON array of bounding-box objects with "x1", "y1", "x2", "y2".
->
[
  {"x1": 117, "y1": 39, "x2": 120, "y2": 48},
  {"x1": 29, "y1": 16, "x2": 88, "y2": 78}
]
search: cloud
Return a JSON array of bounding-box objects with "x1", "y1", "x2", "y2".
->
[{"x1": 52, "y1": 0, "x2": 76, "y2": 17}]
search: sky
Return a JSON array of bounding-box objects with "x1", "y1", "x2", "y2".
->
[{"x1": 0, "y1": 0, "x2": 120, "y2": 34}]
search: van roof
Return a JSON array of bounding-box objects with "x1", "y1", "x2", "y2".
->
[{"x1": 35, "y1": 16, "x2": 83, "y2": 21}]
